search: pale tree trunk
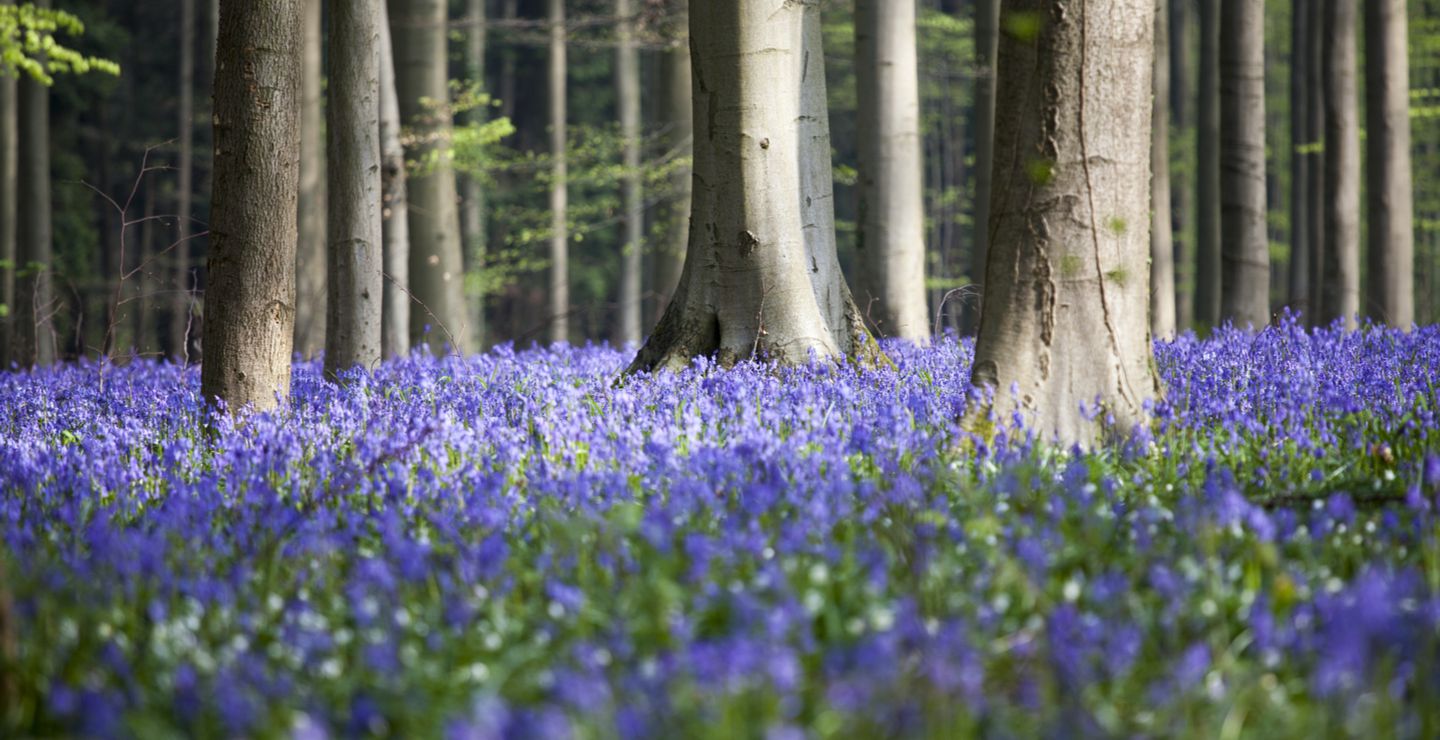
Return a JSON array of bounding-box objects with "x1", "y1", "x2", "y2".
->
[
  {"x1": 378, "y1": 10, "x2": 410, "y2": 358},
  {"x1": 628, "y1": 0, "x2": 880, "y2": 372},
  {"x1": 614, "y1": 0, "x2": 643, "y2": 346},
  {"x1": 170, "y1": 0, "x2": 196, "y2": 360},
  {"x1": 855, "y1": 0, "x2": 928, "y2": 342},
  {"x1": 460, "y1": 0, "x2": 486, "y2": 349},
  {"x1": 1219, "y1": 0, "x2": 1269, "y2": 327},
  {"x1": 201, "y1": 0, "x2": 305, "y2": 411},
  {"x1": 967, "y1": 0, "x2": 1161, "y2": 447},
  {"x1": 1305, "y1": 0, "x2": 1325, "y2": 322},
  {"x1": 1151, "y1": 0, "x2": 1176, "y2": 338},
  {"x1": 651, "y1": 37, "x2": 691, "y2": 325},
  {"x1": 1194, "y1": 0, "x2": 1221, "y2": 330},
  {"x1": 1364, "y1": 0, "x2": 1414, "y2": 326},
  {"x1": 0, "y1": 40, "x2": 14, "y2": 367},
  {"x1": 391, "y1": 0, "x2": 469, "y2": 353},
  {"x1": 1169, "y1": 0, "x2": 1193, "y2": 328},
  {"x1": 1289, "y1": 0, "x2": 1310, "y2": 316},
  {"x1": 324, "y1": 0, "x2": 384, "y2": 378},
  {"x1": 295, "y1": 0, "x2": 327, "y2": 357},
  {"x1": 14, "y1": 11, "x2": 55, "y2": 367},
  {"x1": 1321, "y1": 0, "x2": 1360, "y2": 328},
  {"x1": 548, "y1": 0, "x2": 569, "y2": 345},
  {"x1": 972, "y1": 0, "x2": 1000, "y2": 336}
]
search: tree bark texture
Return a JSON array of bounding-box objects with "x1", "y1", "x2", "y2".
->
[
  {"x1": 614, "y1": 0, "x2": 644, "y2": 346},
  {"x1": 627, "y1": 0, "x2": 880, "y2": 372},
  {"x1": 967, "y1": 0, "x2": 1161, "y2": 446},
  {"x1": 1219, "y1": 0, "x2": 1269, "y2": 328},
  {"x1": 651, "y1": 39, "x2": 691, "y2": 326},
  {"x1": 855, "y1": 0, "x2": 929, "y2": 342},
  {"x1": 324, "y1": 0, "x2": 384, "y2": 378},
  {"x1": 1151, "y1": 0, "x2": 1176, "y2": 338},
  {"x1": 171, "y1": 0, "x2": 197, "y2": 360},
  {"x1": 14, "y1": 13, "x2": 55, "y2": 367},
  {"x1": 548, "y1": 0, "x2": 569, "y2": 345},
  {"x1": 201, "y1": 0, "x2": 305, "y2": 411},
  {"x1": 1194, "y1": 0, "x2": 1222, "y2": 330},
  {"x1": 1321, "y1": 0, "x2": 1360, "y2": 328},
  {"x1": 1364, "y1": 0, "x2": 1414, "y2": 326},
  {"x1": 295, "y1": 0, "x2": 327, "y2": 357},
  {"x1": 460, "y1": 0, "x2": 487, "y2": 350},
  {"x1": 973, "y1": 0, "x2": 1001, "y2": 336},
  {"x1": 1289, "y1": 0, "x2": 1310, "y2": 316},
  {"x1": 378, "y1": 9, "x2": 411, "y2": 358}
]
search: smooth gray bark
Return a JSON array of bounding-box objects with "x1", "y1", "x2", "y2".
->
[
  {"x1": 1321, "y1": 0, "x2": 1360, "y2": 328},
  {"x1": 171, "y1": 0, "x2": 197, "y2": 360},
  {"x1": 614, "y1": 0, "x2": 644, "y2": 346},
  {"x1": 967, "y1": 0, "x2": 1161, "y2": 446},
  {"x1": 1219, "y1": 0, "x2": 1270, "y2": 327},
  {"x1": 0, "y1": 42, "x2": 14, "y2": 367},
  {"x1": 1194, "y1": 0, "x2": 1221, "y2": 330},
  {"x1": 1289, "y1": 0, "x2": 1310, "y2": 316},
  {"x1": 855, "y1": 0, "x2": 929, "y2": 342},
  {"x1": 378, "y1": 11, "x2": 410, "y2": 358},
  {"x1": 1364, "y1": 0, "x2": 1414, "y2": 326},
  {"x1": 972, "y1": 0, "x2": 1000, "y2": 336},
  {"x1": 14, "y1": 13, "x2": 55, "y2": 367},
  {"x1": 460, "y1": 0, "x2": 486, "y2": 349},
  {"x1": 1151, "y1": 0, "x2": 1176, "y2": 338},
  {"x1": 201, "y1": 0, "x2": 305, "y2": 411},
  {"x1": 548, "y1": 0, "x2": 569, "y2": 345},
  {"x1": 628, "y1": 0, "x2": 880, "y2": 372},
  {"x1": 651, "y1": 39, "x2": 691, "y2": 325},
  {"x1": 295, "y1": 0, "x2": 327, "y2": 357},
  {"x1": 324, "y1": 0, "x2": 384, "y2": 378}
]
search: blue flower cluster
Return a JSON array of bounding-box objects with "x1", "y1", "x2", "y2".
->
[{"x1": 2, "y1": 318, "x2": 1439, "y2": 737}]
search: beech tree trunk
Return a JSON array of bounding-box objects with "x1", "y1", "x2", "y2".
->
[
  {"x1": 1289, "y1": 0, "x2": 1310, "y2": 316},
  {"x1": 171, "y1": 0, "x2": 197, "y2": 360},
  {"x1": 295, "y1": 0, "x2": 327, "y2": 357},
  {"x1": 1194, "y1": 0, "x2": 1222, "y2": 330},
  {"x1": 378, "y1": 10, "x2": 411, "y2": 358},
  {"x1": 460, "y1": 0, "x2": 486, "y2": 349},
  {"x1": 1219, "y1": 0, "x2": 1269, "y2": 327},
  {"x1": 548, "y1": 0, "x2": 569, "y2": 345},
  {"x1": 1151, "y1": 0, "x2": 1176, "y2": 338},
  {"x1": 627, "y1": 0, "x2": 880, "y2": 372},
  {"x1": 855, "y1": 0, "x2": 928, "y2": 342},
  {"x1": 614, "y1": 0, "x2": 644, "y2": 346},
  {"x1": 391, "y1": 0, "x2": 469, "y2": 353},
  {"x1": 967, "y1": 0, "x2": 1161, "y2": 446},
  {"x1": 201, "y1": 0, "x2": 305, "y2": 411},
  {"x1": 1305, "y1": 0, "x2": 1326, "y2": 322},
  {"x1": 651, "y1": 38, "x2": 691, "y2": 325},
  {"x1": 0, "y1": 44, "x2": 14, "y2": 367},
  {"x1": 1321, "y1": 0, "x2": 1360, "y2": 328},
  {"x1": 14, "y1": 12, "x2": 55, "y2": 367},
  {"x1": 324, "y1": 0, "x2": 384, "y2": 378},
  {"x1": 973, "y1": 0, "x2": 1000, "y2": 335},
  {"x1": 1364, "y1": 0, "x2": 1414, "y2": 327}
]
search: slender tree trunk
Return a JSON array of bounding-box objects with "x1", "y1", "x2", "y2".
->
[
  {"x1": 201, "y1": 0, "x2": 305, "y2": 411},
  {"x1": 967, "y1": 0, "x2": 1161, "y2": 446},
  {"x1": 548, "y1": 0, "x2": 569, "y2": 344},
  {"x1": 628, "y1": 0, "x2": 880, "y2": 372},
  {"x1": 324, "y1": 0, "x2": 384, "y2": 378},
  {"x1": 295, "y1": 0, "x2": 327, "y2": 357},
  {"x1": 378, "y1": 9, "x2": 410, "y2": 359},
  {"x1": 1305, "y1": 0, "x2": 1325, "y2": 321},
  {"x1": 391, "y1": 0, "x2": 469, "y2": 353},
  {"x1": 498, "y1": 0, "x2": 519, "y2": 123},
  {"x1": 1151, "y1": 0, "x2": 1176, "y2": 338},
  {"x1": 1170, "y1": 0, "x2": 1193, "y2": 328},
  {"x1": 1364, "y1": 0, "x2": 1414, "y2": 326},
  {"x1": 651, "y1": 37, "x2": 691, "y2": 325},
  {"x1": 1194, "y1": 0, "x2": 1222, "y2": 330},
  {"x1": 614, "y1": 0, "x2": 644, "y2": 346},
  {"x1": 167, "y1": 0, "x2": 196, "y2": 361},
  {"x1": 1321, "y1": 0, "x2": 1360, "y2": 328},
  {"x1": 0, "y1": 39, "x2": 15, "y2": 367},
  {"x1": 135, "y1": 186, "x2": 156, "y2": 357},
  {"x1": 1219, "y1": 0, "x2": 1269, "y2": 327},
  {"x1": 14, "y1": 15, "x2": 55, "y2": 367},
  {"x1": 460, "y1": 0, "x2": 487, "y2": 349},
  {"x1": 1289, "y1": 0, "x2": 1310, "y2": 316},
  {"x1": 855, "y1": 0, "x2": 928, "y2": 342},
  {"x1": 971, "y1": 0, "x2": 1000, "y2": 336}
]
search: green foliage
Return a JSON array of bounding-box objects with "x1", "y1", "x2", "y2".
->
[{"x1": 0, "y1": 3, "x2": 118, "y2": 84}]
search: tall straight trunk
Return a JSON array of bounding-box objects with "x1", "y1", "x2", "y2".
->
[
  {"x1": 1289, "y1": 0, "x2": 1310, "y2": 315},
  {"x1": 548, "y1": 0, "x2": 569, "y2": 344},
  {"x1": 1219, "y1": 0, "x2": 1269, "y2": 327},
  {"x1": 1170, "y1": 0, "x2": 1193, "y2": 327},
  {"x1": 855, "y1": 0, "x2": 928, "y2": 342},
  {"x1": 378, "y1": 9, "x2": 410, "y2": 358},
  {"x1": 14, "y1": 18, "x2": 55, "y2": 367},
  {"x1": 1364, "y1": 0, "x2": 1414, "y2": 326},
  {"x1": 166, "y1": 0, "x2": 197, "y2": 360},
  {"x1": 0, "y1": 43, "x2": 14, "y2": 367},
  {"x1": 1194, "y1": 0, "x2": 1222, "y2": 330},
  {"x1": 324, "y1": 0, "x2": 384, "y2": 377},
  {"x1": 651, "y1": 38, "x2": 691, "y2": 325},
  {"x1": 135, "y1": 186, "x2": 156, "y2": 357},
  {"x1": 968, "y1": 0, "x2": 1160, "y2": 446},
  {"x1": 1305, "y1": 0, "x2": 1326, "y2": 321},
  {"x1": 614, "y1": 0, "x2": 644, "y2": 346},
  {"x1": 628, "y1": 0, "x2": 880, "y2": 372},
  {"x1": 1151, "y1": 0, "x2": 1176, "y2": 338},
  {"x1": 201, "y1": 0, "x2": 305, "y2": 411},
  {"x1": 498, "y1": 0, "x2": 519, "y2": 122},
  {"x1": 971, "y1": 0, "x2": 1000, "y2": 336},
  {"x1": 1321, "y1": 0, "x2": 1360, "y2": 328},
  {"x1": 460, "y1": 0, "x2": 487, "y2": 349},
  {"x1": 295, "y1": 0, "x2": 327, "y2": 357},
  {"x1": 391, "y1": 0, "x2": 469, "y2": 353}
]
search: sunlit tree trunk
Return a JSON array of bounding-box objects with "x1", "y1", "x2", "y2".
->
[
  {"x1": 1219, "y1": 0, "x2": 1269, "y2": 327},
  {"x1": 1321, "y1": 0, "x2": 1360, "y2": 328},
  {"x1": 972, "y1": 0, "x2": 1000, "y2": 336},
  {"x1": 378, "y1": 9, "x2": 410, "y2": 358},
  {"x1": 548, "y1": 0, "x2": 569, "y2": 345},
  {"x1": 651, "y1": 36, "x2": 691, "y2": 325},
  {"x1": 1364, "y1": 0, "x2": 1414, "y2": 326},
  {"x1": 1194, "y1": 0, "x2": 1222, "y2": 330},
  {"x1": 1151, "y1": 0, "x2": 1176, "y2": 338},
  {"x1": 614, "y1": 0, "x2": 644, "y2": 346},
  {"x1": 295, "y1": 0, "x2": 327, "y2": 357},
  {"x1": 460, "y1": 0, "x2": 487, "y2": 349},
  {"x1": 1289, "y1": 0, "x2": 1310, "y2": 316}
]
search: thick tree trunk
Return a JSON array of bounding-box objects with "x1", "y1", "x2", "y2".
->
[
  {"x1": 170, "y1": 0, "x2": 197, "y2": 361},
  {"x1": 1321, "y1": 0, "x2": 1360, "y2": 328},
  {"x1": 967, "y1": 0, "x2": 1161, "y2": 446},
  {"x1": 1151, "y1": 0, "x2": 1176, "y2": 338},
  {"x1": 14, "y1": 20, "x2": 55, "y2": 367},
  {"x1": 378, "y1": 10, "x2": 411, "y2": 359},
  {"x1": 628, "y1": 0, "x2": 880, "y2": 372},
  {"x1": 614, "y1": 0, "x2": 644, "y2": 346},
  {"x1": 201, "y1": 0, "x2": 305, "y2": 411},
  {"x1": 295, "y1": 0, "x2": 327, "y2": 357},
  {"x1": 1169, "y1": 0, "x2": 1193, "y2": 328},
  {"x1": 651, "y1": 39, "x2": 691, "y2": 325},
  {"x1": 391, "y1": 0, "x2": 469, "y2": 353},
  {"x1": 1289, "y1": 0, "x2": 1310, "y2": 316},
  {"x1": 972, "y1": 0, "x2": 1000, "y2": 336},
  {"x1": 548, "y1": 0, "x2": 569, "y2": 345},
  {"x1": 460, "y1": 0, "x2": 486, "y2": 349},
  {"x1": 1219, "y1": 0, "x2": 1269, "y2": 327},
  {"x1": 855, "y1": 0, "x2": 928, "y2": 342},
  {"x1": 324, "y1": 0, "x2": 384, "y2": 378},
  {"x1": 1305, "y1": 0, "x2": 1326, "y2": 322},
  {"x1": 1194, "y1": 0, "x2": 1222, "y2": 330},
  {"x1": 1364, "y1": 0, "x2": 1414, "y2": 326},
  {"x1": 0, "y1": 45, "x2": 14, "y2": 367}
]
